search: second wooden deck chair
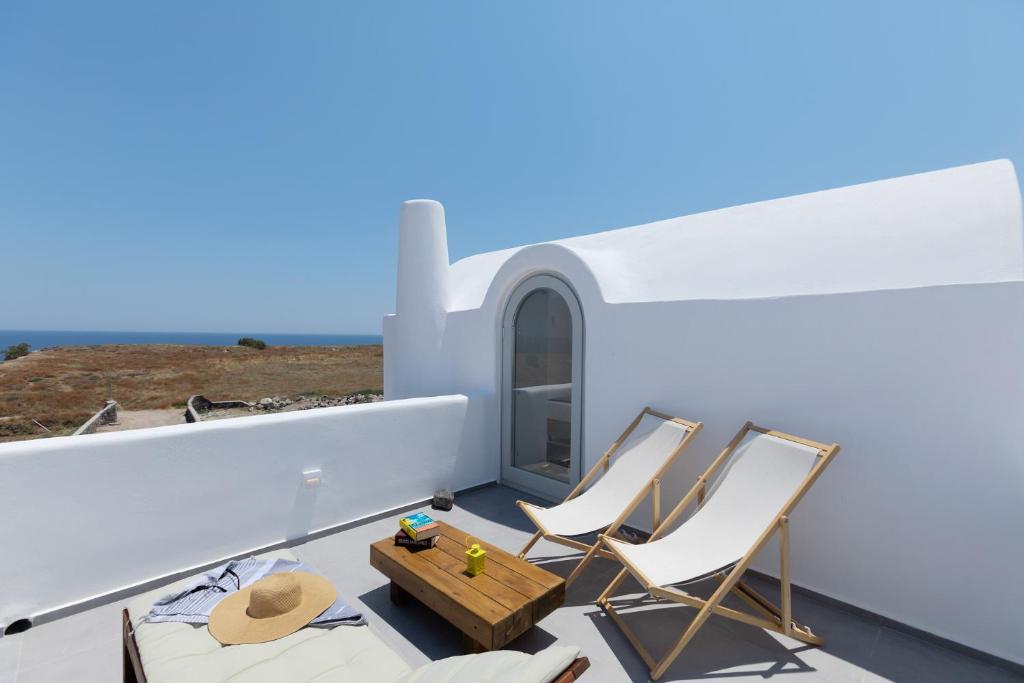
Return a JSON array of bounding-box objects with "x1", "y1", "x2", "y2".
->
[
  {"x1": 596, "y1": 422, "x2": 840, "y2": 681},
  {"x1": 516, "y1": 407, "x2": 702, "y2": 587}
]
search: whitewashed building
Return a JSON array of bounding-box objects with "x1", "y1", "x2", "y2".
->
[
  {"x1": 384, "y1": 159, "x2": 1024, "y2": 664},
  {"x1": 1, "y1": 159, "x2": 1021, "y2": 680}
]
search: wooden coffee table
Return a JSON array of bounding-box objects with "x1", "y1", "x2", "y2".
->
[{"x1": 370, "y1": 521, "x2": 565, "y2": 651}]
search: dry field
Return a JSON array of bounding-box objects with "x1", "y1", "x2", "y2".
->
[{"x1": 0, "y1": 344, "x2": 382, "y2": 442}]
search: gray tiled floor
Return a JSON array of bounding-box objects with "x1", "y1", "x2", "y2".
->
[{"x1": 2, "y1": 485, "x2": 1020, "y2": 682}]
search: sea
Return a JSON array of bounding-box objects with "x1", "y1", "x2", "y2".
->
[{"x1": 0, "y1": 330, "x2": 382, "y2": 351}]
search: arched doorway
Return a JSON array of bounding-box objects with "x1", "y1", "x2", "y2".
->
[{"x1": 501, "y1": 274, "x2": 583, "y2": 501}]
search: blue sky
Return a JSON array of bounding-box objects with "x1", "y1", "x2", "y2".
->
[{"x1": 2, "y1": 1, "x2": 1022, "y2": 334}]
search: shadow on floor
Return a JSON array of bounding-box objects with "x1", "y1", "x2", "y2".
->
[
  {"x1": 408, "y1": 485, "x2": 1024, "y2": 682},
  {"x1": 588, "y1": 572, "x2": 1024, "y2": 683},
  {"x1": 452, "y1": 484, "x2": 545, "y2": 534},
  {"x1": 358, "y1": 583, "x2": 558, "y2": 660},
  {"x1": 528, "y1": 553, "x2": 641, "y2": 607},
  {"x1": 359, "y1": 583, "x2": 465, "y2": 660},
  {"x1": 587, "y1": 597, "x2": 820, "y2": 681}
]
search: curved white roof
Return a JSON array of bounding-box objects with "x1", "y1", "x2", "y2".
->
[{"x1": 449, "y1": 160, "x2": 1023, "y2": 310}]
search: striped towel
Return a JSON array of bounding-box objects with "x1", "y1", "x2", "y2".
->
[{"x1": 142, "y1": 557, "x2": 365, "y2": 627}]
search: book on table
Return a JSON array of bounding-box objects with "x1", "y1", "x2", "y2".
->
[
  {"x1": 399, "y1": 512, "x2": 440, "y2": 541},
  {"x1": 394, "y1": 529, "x2": 437, "y2": 549}
]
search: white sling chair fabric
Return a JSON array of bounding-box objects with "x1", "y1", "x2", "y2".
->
[
  {"x1": 525, "y1": 414, "x2": 691, "y2": 537},
  {"x1": 605, "y1": 431, "x2": 819, "y2": 588}
]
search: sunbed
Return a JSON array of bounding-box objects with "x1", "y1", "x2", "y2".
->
[
  {"x1": 596, "y1": 422, "x2": 840, "y2": 680},
  {"x1": 122, "y1": 549, "x2": 590, "y2": 683},
  {"x1": 517, "y1": 408, "x2": 702, "y2": 586}
]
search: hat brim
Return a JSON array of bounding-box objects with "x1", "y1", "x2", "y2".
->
[{"x1": 209, "y1": 572, "x2": 337, "y2": 645}]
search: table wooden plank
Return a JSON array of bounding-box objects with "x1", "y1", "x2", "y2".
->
[
  {"x1": 417, "y1": 544, "x2": 534, "y2": 640},
  {"x1": 371, "y1": 541, "x2": 509, "y2": 620},
  {"x1": 437, "y1": 522, "x2": 564, "y2": 590},
  {"x1": 419, "y1": 542, "x2": 534, "y2": 613},
  {"x1": 433, "y1": 535, "x2": 549, "y2": 601},
  {"x1": 530, "y1": 580, "x2": 565, "y2": 626},
  {"x1": 371, "y1": 520, "x2": 565, "y2": 651},
  {"x1": 371, "y1": 542, "x2": 512, "y2": 648},
  {"x1": 433, "y1": 522, "x2": 566, "y2": 633}
]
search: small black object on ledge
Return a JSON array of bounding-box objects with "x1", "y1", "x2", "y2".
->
[
  {"x1": 431, "y1": 489, "x2": 454, "y2": 511},
  {"x1": 4, "y1": 618, "x2": 32, "y2": 635}
]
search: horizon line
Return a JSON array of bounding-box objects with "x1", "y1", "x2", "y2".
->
[{"x1": 0, "y1": 328, "x2": 382, "y2": 337}]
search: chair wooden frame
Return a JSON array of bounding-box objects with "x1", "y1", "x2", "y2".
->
[
  {"x1": 516, "y1": 407, "x2": 703, "y2": 587},
  {"x1": 595, "y1": 421, "x2": 840, "y2": 681}
]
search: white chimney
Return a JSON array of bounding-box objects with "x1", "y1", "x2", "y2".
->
[
  {"x1": 385, "y1": 199, "x2": 450, "y2": 399},
  {"x1": 396, "y1": 199, "x2": 450, "y2": 323}
]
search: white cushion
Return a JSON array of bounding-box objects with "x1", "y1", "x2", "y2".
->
[
  {"x1": 126, "y1": 550, "x2": 581, "y2": 683},
  {"x1": 125, "y1": 550, "x2": 410, "y2": 683},
  {"x1": 396, "y1": 645, "x2": 581, "y2": 683}
]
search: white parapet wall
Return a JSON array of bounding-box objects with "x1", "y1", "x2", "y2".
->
[{"x1": 0, "y1": 395, "x2": 494, "y2": 626}]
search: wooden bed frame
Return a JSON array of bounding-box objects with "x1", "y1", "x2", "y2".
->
[
  {"x1": 123, "y1": 608, "x2": 590, "y2": 682},
  {"x1": 122, "y1": 610, "x2": 146, "y2": 683}
]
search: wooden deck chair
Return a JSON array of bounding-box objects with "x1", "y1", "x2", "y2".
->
[
  {"x1": 516, "y1": 407, "x2": 702, "y2": 587},
  {"x1": 596, "y1": 422, "x2": 840, "y2": 681}
]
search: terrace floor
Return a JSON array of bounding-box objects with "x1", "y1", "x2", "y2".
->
[{"x1": 1, "y1": 484, "x2": 1020, "y2": 682}]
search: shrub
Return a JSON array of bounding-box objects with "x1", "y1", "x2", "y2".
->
[
  {"x1": 237, "y1": 337, "x2": 267, "y2": 350},
  {"x1": 4, "y1": 343, "x2": 30, "y2": 361}
]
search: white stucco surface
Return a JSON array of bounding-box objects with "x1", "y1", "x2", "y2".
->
[
  {"x1": 384, "y1": 160, "x2": 1024, "y2": 665},
  {"x1": 583, "y1": 282, "x2": 1024, "y2": 664},
  {"x1": 448, "y1": 159, "x2": 1023, "y2": 309},
  {"x1": 0, "y1": 395, "x2": 493, "y2": 626},
  {"x1": 3, "y1": 160, "x2": 1021, "y2": 671}
]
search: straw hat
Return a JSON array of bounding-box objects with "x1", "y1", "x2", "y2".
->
[{"x1": 209, "y1": 572, "x2": 336, "y2": 645}]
